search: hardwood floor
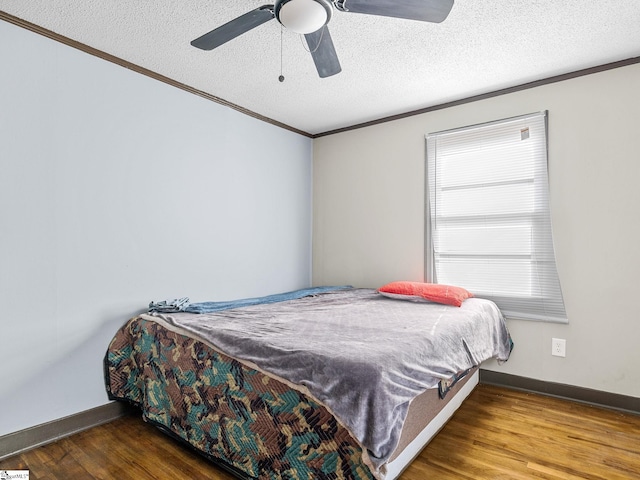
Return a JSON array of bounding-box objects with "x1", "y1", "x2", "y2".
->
[
  {"x1": 2, "y1": 384, "x2": 639, "y2": 479},
  {"x1": 401, "y1": 385, "x2": 640, "y2": 480}
]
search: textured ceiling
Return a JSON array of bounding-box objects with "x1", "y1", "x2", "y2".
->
[{"x1": 1, "y1": 1, "x2": 640, "y2": 135}]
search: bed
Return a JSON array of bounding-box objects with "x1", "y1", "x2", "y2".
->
[{"x1": 104, "y1": 287, "x2": 512, "y2": 479}]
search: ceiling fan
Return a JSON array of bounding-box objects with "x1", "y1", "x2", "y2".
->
[{"x1": 190, "y1": 0, "x2": 455, "y2": 78}]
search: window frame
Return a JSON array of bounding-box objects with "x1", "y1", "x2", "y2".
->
[{"x1": 425, "y1": 111, "x2": 567, "y2": 323}]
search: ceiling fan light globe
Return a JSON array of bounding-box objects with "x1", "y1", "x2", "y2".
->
[{"x1": 277, "y1": 0, "x2": 331, "y2": 34}]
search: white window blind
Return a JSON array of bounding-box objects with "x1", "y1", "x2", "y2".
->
[{"x1": 426, "y1": 111, "x2": 567, "y2": 323}]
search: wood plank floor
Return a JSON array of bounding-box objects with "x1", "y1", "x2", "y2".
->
[{"x1": 2, "y1": 384, "x2": 639, "y2": 479}]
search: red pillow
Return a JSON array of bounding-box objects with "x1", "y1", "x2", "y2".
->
[{"x1": 378, "y1": 281, "x2": 473, "y2": 307}]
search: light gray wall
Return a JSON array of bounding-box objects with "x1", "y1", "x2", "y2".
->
[
  {"x1": 0, "y1": 20, "x2": 312, "y2": 436},
  {"x1": 313, "y1": 63, "x2": 640, "y2": 398}
]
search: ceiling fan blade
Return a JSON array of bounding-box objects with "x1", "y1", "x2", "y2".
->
[
  {"x1": 337, "y1": 0, "x2": 454, "y2": 23},
  {"x1": 191, "y1": 5, "x2": 275, "y2": 50},
  {"x1": 304, "y1": 27, "x2": 342, "y2": 78}
]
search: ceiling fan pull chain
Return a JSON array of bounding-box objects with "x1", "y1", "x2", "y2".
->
[
  {"x1": 279, "y1": 25, "x2": 285, "y2": 82},
  {"x1": 312, "y1": 26, "x2": 325, "y2": 53},
  {"x1": 300, "y1": 25, "x2": 325, "y2": 54}
]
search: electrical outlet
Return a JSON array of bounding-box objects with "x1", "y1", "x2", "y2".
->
[{"x1": 552, "y1": 338, "x2": 566, "y2": 357}]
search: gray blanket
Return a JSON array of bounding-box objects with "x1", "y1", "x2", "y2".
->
[{"x1": 154, "y1": 288, "x2": 512, "y2": 469}]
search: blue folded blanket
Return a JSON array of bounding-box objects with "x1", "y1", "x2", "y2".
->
[{"x1": 148, "y1": 286, "x2": 351, "y2": 314}]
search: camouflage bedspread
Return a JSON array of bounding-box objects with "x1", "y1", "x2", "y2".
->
[
  {"x1": 150, "y1": 289, "x2": 512, "y2": 468},
  {"x1": 104, "y1": 316, "x2": 376, "y2": 480}
]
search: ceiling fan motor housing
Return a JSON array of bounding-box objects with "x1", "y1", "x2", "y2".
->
[{"x1": 275, "y1": 0, "x2": 333, "y2": 34}]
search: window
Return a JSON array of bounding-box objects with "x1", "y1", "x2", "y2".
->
[{"x1": 426, "y1": 111, "x2": 567, "y2": 323}]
